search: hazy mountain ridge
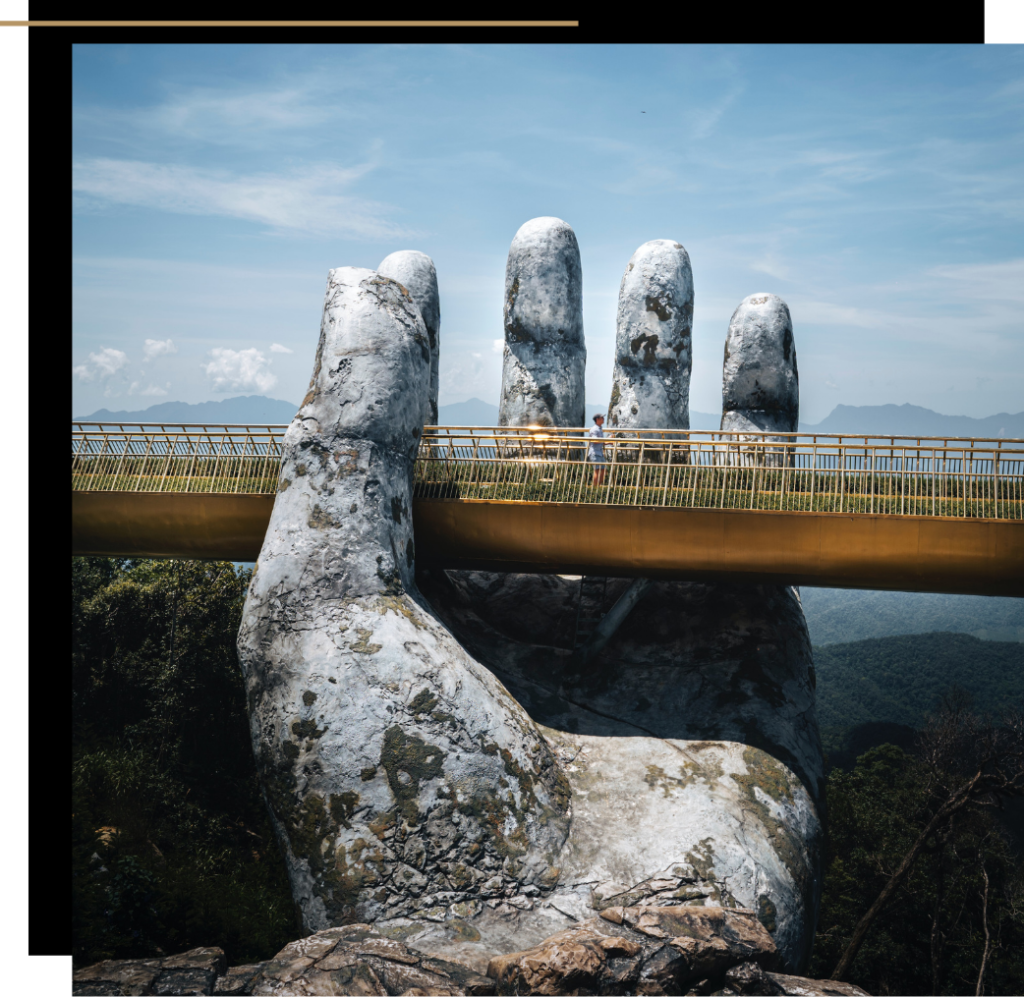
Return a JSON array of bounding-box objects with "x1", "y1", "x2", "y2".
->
[
  {"x1": 801, "y1": 587, "x2": 1024, "y2": 645},
  {"x1": 76, "y1": 396, "x2": 1024, "y2": 438},
  {"x1": 74, "y1": 395, "x2": 300, "y2": 426},
  {"x1": 800, "y1": 402, "x2": 1024, "y2": 438}
]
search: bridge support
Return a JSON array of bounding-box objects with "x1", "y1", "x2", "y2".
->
[{"x1": 573, "y1": 576, "x2": 653, "y2": 666}]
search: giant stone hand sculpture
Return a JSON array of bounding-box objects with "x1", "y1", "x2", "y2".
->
[{"x1": 240, "y1": 236, "x2": 824, "y2": 980}]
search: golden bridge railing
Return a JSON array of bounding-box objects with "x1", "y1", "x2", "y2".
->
[
  {"x1": 414, "y1": 427, "x2": 1024, "y2": 520},
  {"x1": 71, "y1": 424, "x2": 284, "y2": 494},
  {"x1": 72, "y1": 423, "x2": 1024, "y2": 520}
]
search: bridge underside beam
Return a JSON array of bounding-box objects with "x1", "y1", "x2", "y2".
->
[
  {"x1": 72, "y1": 493, "x2": 1024, "y2": 596},
  {"x1": 415, "y1": 500, "x2": 1023, "y2": 597}
]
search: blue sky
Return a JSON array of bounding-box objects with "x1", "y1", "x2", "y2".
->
[{"x1": 72, "y1": 44, "x2": 1024, "y2": 423}]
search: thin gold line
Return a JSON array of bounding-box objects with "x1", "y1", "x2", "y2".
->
[{"x1": 1, "y1": 20, "x2": 579, "y2": 26}]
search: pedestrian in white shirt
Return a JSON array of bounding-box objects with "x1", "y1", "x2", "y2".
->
[{"x1": 588, "y1": 414, "x2": 607, "y2": 485}]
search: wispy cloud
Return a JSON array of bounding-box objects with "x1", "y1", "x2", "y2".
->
[
  {"x1": 73, "y1": 346, "x2": 128, "y2": 381},
  {"x1": 270, "y1": 342, "x2": 293, "y2": 353},
  {"x1": 129, "y1": 381, "x2": 169, "y2": 397},
  {"x1": 929, "y1": 258, "x2": 1024, "y2": 305},
  {"x1": 687, "y1": 81, "x2": 745, "y2": 141},
  {"x1": 202, "y1": 347, "x2": 277, "y2": 393},
  {"x1": 144, "y1": 337, "x2": 177, "y2": 359},
  {"x1": 149, "y1": 85, "x2": 334, "y2": 141},
  {"x1": 72, "y1": 158, "x2": 413, "y2": 238}
]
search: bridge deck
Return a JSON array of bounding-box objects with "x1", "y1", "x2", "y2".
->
[{"x1": 71, "y1": 424, "x2": 1024, "y2": 595}]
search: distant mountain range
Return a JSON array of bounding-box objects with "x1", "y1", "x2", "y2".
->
[
  {"x1": 801, "y1": 588, "x2": 1024, "y2": 645},
  {"x1": 74, "y1": 395, "x2": 300, "y2": 426},
  {"x1": 74, "y1": 396, "x2": 1024, "y2": 439},
  {"x1": 799, "y1": 403, "x2": 1024, "y2": 439}
]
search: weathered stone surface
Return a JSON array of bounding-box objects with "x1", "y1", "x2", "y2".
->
[
  {"x1": 608, "y1": 239, "x2": 694, "y2": 432},
  {"x1": 237, "y1": 267, "x2": 570, "y2": 936},
  {"x1": 414, "y1": 569, "x2": 823, "y2": 972},
  {"x1": 487, "y1": 906, "x2": 776, "y2": 995},
  {"x1": 721, "y1": 293, "x2": 798, "y2": 437},
  {"x1": 724, "y1": 960, "x2": 871, "y2": 996},
  {"x1": 214, "y1": 964, "x2": 269, "y2": 994},
  {"x1": 241, "y1": 924, "x2": 491, "y2": 995},
  {"x1": 73, "y1": 947, "x2": 227, "y2": 996},
  {"x1": 759, "y1": 972, "x2": 870, "y2": 996},
  {"x1": 499, "y1": 217, "x2": 585, "y2": 428},
  {"x1": 377, "y1": 251, "x2": 441, "y2": 425},
  {"x1": 72, "y1": 934, "x2": 869, "y2": 996}
]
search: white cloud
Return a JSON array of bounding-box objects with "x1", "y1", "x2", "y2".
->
[
  {"x1": 202, "y1": 347, "x2": 277, "y2": 394},
  {"x1": 492, "y1": 339, "x2": 504, "y2": 354},
  {"x1": 270, "y1": 343, "x2": 293, "y2": 353},
  {"x1": 929, "y1": 258, "x2": 1024, "y2": 305},
  {"x1": 72, "y1": 158, "x2": 412, "y2": 239},
  {"x1": 73, "y1": 347, "x2": 128, "y2": 381},
  {"x1": 128, "y1": 381, "x2": 169, "y2": 396},
  {"x1": 144, "y1": 337, "x2": 177, "y2": 359}
]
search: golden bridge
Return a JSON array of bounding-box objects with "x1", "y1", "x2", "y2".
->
[{"x1": 72, "y1": 423, "x2": 1024, "y2": 596}]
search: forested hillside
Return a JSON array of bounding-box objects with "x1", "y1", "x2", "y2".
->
[
  {"x1": 801, "y1": 587, "x2": 1024, "y2": 645},
  {"x1": 814, "y1": 632, "x2": 1024, "y2": 732},
  {"x1": 72, "y1": 558, "x2": 295, "y2": 969}
]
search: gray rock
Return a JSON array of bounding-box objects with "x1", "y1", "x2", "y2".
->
[
  {"x1": 488, "y1": 905, "x2": 776, "y2": 995},
  {"x1": 213, "y1": 963, "x2": 268, "y2": 995},
  {"x1": 377, "y1": 251, "x2": 441, "y2": 425},
  {"x1": 721, "y1": 293, "x2": 799, "y2": 437},
  {"x1": 499, "y1": 217, "x2": 586, "y2": 428},
  {"x1": 608, "y1": 239, "x2": 694, "y2": 432},
  {"x1": 73, "y1": 947, "x2": 227, "y2": 996},
  {"x1": 237, "y1": 267, "x2": 570, "y2": 935},
  {"x1": 244, "y1": 924, "x2": 493, "y2": 995}
]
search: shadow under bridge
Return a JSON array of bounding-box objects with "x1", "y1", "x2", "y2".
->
[{"x1": 71, "y1": 423, "x2": 1024, "y2": 597}]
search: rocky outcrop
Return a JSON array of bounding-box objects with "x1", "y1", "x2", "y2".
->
[
  {"x1": 237, "y1": 267, "x2": 570, "y2": 937},
  {"x1": 243, "y1": 924, "x2": 492, "y2": 995},
  {"x1": 608, "y1": 239, "x2": 694, "y2": 432},
  {"x1": 721, "y1": 293, "x2": 798, "y2": 437},
  {"x1": 72, "y1": 946, "x2": 227, "y2": 995},
  {"x1": 499, "y1": 217, "x2": 585, "y2": 428},
  {"x1": 377, "y1": 251, "x2": 441, "y2": 425},
  {"x1": 72, "y1": 925, "x2": 869, "y2": 995},
  {"x1": 489, "y1": 904, "x2": 777, "y2": 995}
]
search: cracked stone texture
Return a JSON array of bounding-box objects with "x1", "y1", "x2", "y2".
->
[
  {"x1": 608, "y1": 239, "x2": 694, "y2": 433},
  {"x1": 377, "y1": 251, "x2": 441, "y2": 426},
  {"x1": 499, "y1": 217, "x2": 586, "y2": 428},
  {"x1": 237, "y1": 267, "x2": 570, "y2": 937},
  {"x1": 721, "y1": 294, "x2": 799, "y2": 437},
  {"x1": 414, "y1": 570, "x2": 823, "y2": 973},
  {"x1": 488, "y1": 905, "x2": 778, "y2": 995}
]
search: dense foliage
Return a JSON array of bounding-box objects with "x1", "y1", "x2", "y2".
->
[
  {"x1": 72, "y1": 557, "x2": 295, "y2": 969},
  {"x1": 815, "y1": 631, "x2": 1024, "y2": 734},
  {"x1": 810, "y1": 742, "x2": 1024, "y2": 996}
]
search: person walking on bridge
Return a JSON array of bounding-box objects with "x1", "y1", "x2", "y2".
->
[{"x1": 589, "y1": 413, "x2": 607, "y2": 485}]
